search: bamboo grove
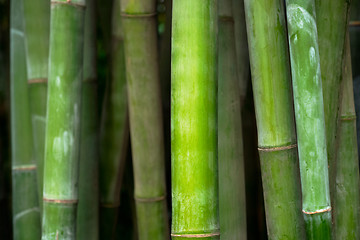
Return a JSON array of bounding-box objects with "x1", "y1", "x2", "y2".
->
[{"x1": 3, "y1": 0, "x2": 360, "y2": 239}]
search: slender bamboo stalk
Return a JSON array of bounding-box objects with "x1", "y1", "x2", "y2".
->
[
  {"x1": 42, "y1": 0, "x2": 85, "y2": 238},
  {"x1": 334, "y1": 32, "x2": 360, "y2": 240},
  {"x1": 10, "y1": 0, "x2": 41, "y2": 238},
  {"x1": 218, "y1": 1, "x2": 246, "y2": 239},
  {"x1": 314, "y1": 0, "x2": 350, "y2": 210},
  {"x1": 23, "y1": 0, "x2": 50, "y2": 209},
  {"x1": 120, "y1": 0, "x2": 169, "y2": 238},
  {"x1": 99, "y1": 0, "x2": 129, "y2": 238},
  {"x1": 243, "y1": 0, "x2": 305, "y2": 238},
  {"x1": 171, "y1": 0, "x2": 219, "y2": 239},
  {"x1": 285, "y1": 1, "x2": 331, "y2": 238},
  {"x1": 76, "y1": 0, "x2": 99, "y2": 239}
]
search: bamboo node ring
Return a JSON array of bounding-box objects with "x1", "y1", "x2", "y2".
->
[
  {"x1": 120, "y1": 12, "x2": 157, "y2": 18},
  {"x1": 258, "y1": 144, "x2": 297, "y2": 152},
  {"x1": 43, "y1": 197, "x2": 78, "y2": 204},
  {"x1": 134, "y1": 195, "x2": 166, "y2": 203},
  {"x1": 12, "y1": 165, "x2": 37, "y2": 171},
  {"x1": 341, "y1": 115, "x2": 356, "y2": 121},
  {"x1": 171, "y1": 232, "x2": 220, "y2": 238},
  {"x1": 51, "y1": 0, "x2": 86, "y2": 8},
  {"x1": 100, "y1": 202, "x2": 120, "y2": 208},
  {"x1": 219, "y1": 16, "x2": 234, "y2": 22},
  {"x1": 83, "y1": 78, "x2": 97, "y2": 84},
  {"x1": 349, "y1": 21, "x2": 360, "y2": 27},
  {"x1": 302, "y1": 207, "x2": 332, "y2": 215},
  {"x1": 28, "y1": 78, "x2": 47, "y2": 84}
]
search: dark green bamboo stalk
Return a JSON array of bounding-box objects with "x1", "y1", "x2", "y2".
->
[
  {"x1": 243, "y1": 0, "x2": 305, "y2": 239},
  {"x1": 334, "y1": 32, "x2": 360, "y2": 240},
  {"x1": 10, "y1": 0, "x2": 41, "y2": 238},
  {"x1": 99, "y1": 0, "x2": 129, "y2": 238},
  {"x1": 315, "y1": 0, "x2": 350, "y2": 208},
  {"x1": 120, "y1": 0, "x2": 169, "y2": 239},
  {"x1": 76, "y1": 0, "x2": 99, "y2": 239},
  {"x1": 42, "y1": 0, "x2": 85, "y2": 238},
  {"x1": 285, "y1": 1, "x2": 331, "y2": 238},
  {"x1": 218, "y1": 1, "x2": 246, "y2": 239},
  {"x1": 23, "y1": 0, "x2": 50, "y2": 209},
  {"x1": 171, "y1": 0, "x2": 219, "y2": 239}
]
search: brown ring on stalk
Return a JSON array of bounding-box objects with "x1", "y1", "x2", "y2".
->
[
  {"x1": 51, "y1": 0, "x2": 86, "y2": 8},
  {"x1": 258, "y1": 144, "x2": 297, "y2": 152},
  {"x1": 349, "y1": 21, "x2": 360, "y2": 27},
  {"x1": 218, "y1": 16, "x2": 234, "y2": 22},
  {"x1": 120, "y1": 12, "x2": 157, "y2": 18},
  {"x1": 83, "y1": 77, "x2": 97, "y2": 84},
  {"x1": 170, "y1": 232, "x2": 220, "y2": 238},
  {"x1": 12, "y1": 165, "x2": 37, "y2": 171},
  {"x1": 28, "y1": 78, "x2": 47, "y2": 84},
  {"x1": 100, "y1": 202, "x2": 120, "y2": 208},
  {"x1": 134, "y1": 195, "x2": 166, "y2": 202},
  {"x1": 340, "y1": 115, "x2": 356, "y2": 121},
  {"x1": 302, "y1": 207, "x2": 332, "y2": 215},
  {"x1": 43, "y1": 197, "x2": 78, "y2": 204}
]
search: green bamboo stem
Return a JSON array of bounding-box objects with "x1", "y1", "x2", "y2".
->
[
  {"x1": 23, "y1": 0, "x2": 50, "y2": 209},
  {"x1": 243, "y1": 0, "x2": 305, "y2": 239},
  {"x1": 315, "y1": 0, "x2": 350, "y2": 209},
  {"x1": 10, "y1": 0, "x2": 41, "y2": 238},
  {"x1": 120, "y1": 0, "x2": 169, "y2": 238},
  {"x1": 99, "y1": 0, "x2": 129, "y2": 238},
  {"x1": 285, "y1": 1, "x2": 331, "y2": 238},
  {"x1": 171, "y1": 0, "x2": 219, "y2": 239},
  {"x1": 42, "y1": 0, "x2": 85, "y2": 239},
  {"x1": 334, "y1": 32, "x2": 360, "y2": 240},
  {"x1": 232, "y1": 0, "x2": 249, "y2": 104},
  {"x1": 218, "y1": 1, "x2": 246, "y2": 239},
  {"x1": 76, "y1": 0, "x2": 99, "y2": 239}
]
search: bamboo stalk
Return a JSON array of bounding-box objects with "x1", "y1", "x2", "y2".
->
[
  {"x1": 76, "y1": 0, "x2": 99, "y2": 239},
  {"x1": 23, "y1": 0, "x2": 50, "y2": 209},
  {"x1": 285, "y1": 1, "x2": 331, "y2": 238},
  {"x1": 243, "y1": 0, "x2": 305, "y2": 239},
  {"x1": 218, "y1": 1, "x2": 246, "y2": 239},
  {"x1": 334, "y1": 32, "x2": 360, "y2": 240},
  {"x1": 99, "y1": 0, "x2": 129, "y2": 238},
  {"x1": 171, "y1": 0, "x2": 219, "y2": 239},
  {"x1": 10, "y1": 0, "x2": 41, "y2": 238},
  {"x1": 42, "y1": 0, "x2": 85, "y2": 238},
  {"x1": 120, "y1": 0, "x2": 169, "y2": 238}
]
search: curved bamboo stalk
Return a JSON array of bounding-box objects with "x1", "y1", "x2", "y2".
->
[
  {"x1": 23, "y1": 0, "x2": 50, "y2": 209},
  {"x1": 171, "y1": 0, "x2": 219, "y2": 239},
  {"x1": 76, "y1": 0, "x2": 99, "y2": 239},
  {"x1": 285, "y1": 1, "x2": 332, "y2": 238},
  {"x1": 334, "y1": 32, "x2": 360, "y2": 240},
  {"x1": 99, "y1": 0, "x2": 129, "y2": 238},
  {"x1": 120, "y1": 0, "x2": 169, "y2": 239},
  {"x1": 42, "y1": 0, "x2": 85, "y2": 238},
  {"x1": 243, "y1": 0, "x2": 305, "y2": 238},
  {"x1": 10, "y1": 0, "x2": 41, "y2": 238},
  {"x1": 218, "y1": 1, "x2": 246, "y2": 239}
]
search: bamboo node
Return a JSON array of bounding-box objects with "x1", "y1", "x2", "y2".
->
[
  {"x1": 349, "y1": 21, "x2": 360, "y2": 27},
  {"x1": 51, "y1": 0, "x2": 86, "y2": 8},
  {"x1": 171, "y1": 232, "x2": 220, "y2": 238},
  {"x1": 28, "y1": 78, "x2": 47, "y2": 84},
  {"x1": 302, "y1": 207, "x2": 331, "y2": 215},
  {"x1": 120, "y1": 12, "x2": 157, "y2": 18},
  {"x1": 219, "y1": 16, "x2": 234, "y2": 22},
  {"x1": 258, "y1": 144, "x2": 297, "y2": 152},
  {"x1": 100, "y1": 202, "x2": 120, "y2": 208},
  {"x1": 12, "y1": 165, "x2": 37, "y2": 171},
  {"x1": 43, "y1": 197, "x2": 78, "y2": 204},
  {"x1": 83, "y1": 78, "x2": 97, "y2": 84},
  {"x1": 134, "y1": 195, "x2": 166, "y2": 203},
  {"x1": 341, "y1": 115, "x2": 356, "y2": 121}
]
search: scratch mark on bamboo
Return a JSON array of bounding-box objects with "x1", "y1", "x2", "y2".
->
[
  {"x1": 258, "y1": 144, "x2": 297, "y2": 152},
  {"x1": 10, "y1": 29, "x2": 24, "y2": 37},
  {"x1": 171, "y1": 232, "x2": 220, "y2": 238},
  {"x1": 14, "y1": 207, "x2": 40, "y2": 222},
  {"x1": 302, "y1": 206, "x2": 331, "y2": 215}
]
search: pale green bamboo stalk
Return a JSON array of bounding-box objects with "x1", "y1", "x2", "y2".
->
[
  {"x1": 76, "y1": 0, "x2": 99, "y2": 239},
  {"x1": 218, "y1": 1, "x2": 246, "y2": 239},
  {"x1": 334, "y1": 32, "x2": 360, "y2": 240},
  {"x1": 10, "y1": 0, "x2": 41, "y2": 238},
  {"x1": 244, "y1": 0, "x2": 305, "y2": 238},
  {"x1": 23, "y1": 0, "x2": 50, "y2": 209},
  {"x1": 42, "y1": 0, "x2": 85, "y2": 238},
  {"x1": 99, "y1": 0, "x2": 129, "y2": 238},
  {"x1": 285, "y1": 1, "x2": 331, "y2": 238},
  {"x1": 171, "y1": 0, "x2": 219, "y2": 239}
]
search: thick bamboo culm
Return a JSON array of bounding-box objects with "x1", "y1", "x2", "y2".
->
[
  {"x1": 42, "y1": 0, "x2": 85, "y2": 238},
  {"x1": 285, "y1": 1, "x2": 332, "y2": 238},
  {"x1": 99, "y1": 0, "x2": 129, "y2": 238},
  {"x1": 171, "y1": 0, "x2": 219, "y2": 239},
  {"x1": 243, "y1": 0, "x2": 305, "y2": 239},
  {"x1": 334, "y1": 32, "x2": 360, "y2": 239},
  {"x1": 120, "y1": 0, "x2": 169, "y2": 238},
  {"x1": 76, "y1": 0, "x2": 99, "y2": 239},
  {"x1": 23, "y1": 0, "x2": 50, "y2": 209},
  {"x1": 10, "y1": 0, "x2": 41, "y2": 238},
  {"x1": 218, "y1": 0, "x2": 247, "y2": 239}
]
